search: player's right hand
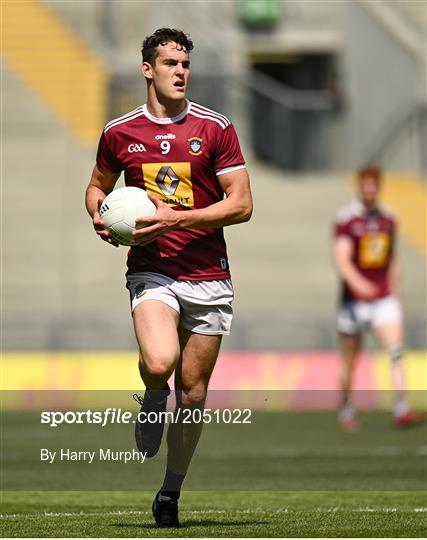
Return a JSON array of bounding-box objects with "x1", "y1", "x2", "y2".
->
[
  {"x1": 350, "y1": 278, "x2": 379, "y2": 300},
  {"x1": 92, "y1": 209, "x2": 119, "y2": 248}
]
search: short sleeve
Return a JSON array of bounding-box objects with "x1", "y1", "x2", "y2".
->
[
  {"x1": 334, "y1": 220, "x2": 351, "y2": 238},
  {"x1": 96, "y1": 131, "x2": 123, "y2": 174},
  {"x1": 333, "y1": 211, "x2": 352, "y2": 238},
  {"x1": 214, "y1": 124, "x2": 245, "y2": 175}
]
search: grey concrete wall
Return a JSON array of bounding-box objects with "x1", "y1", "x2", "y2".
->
[{"x1": 342, "y1": 1, "x2": 423, "y2": 169}]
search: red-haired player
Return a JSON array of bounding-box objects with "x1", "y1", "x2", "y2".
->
[{"x1": 333, "y1": 165, "x2": 424, "y2": 431}]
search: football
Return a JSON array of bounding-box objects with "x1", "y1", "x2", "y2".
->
[{"x1": 99, "y1": 186, "x2": 156, "y2": 246}]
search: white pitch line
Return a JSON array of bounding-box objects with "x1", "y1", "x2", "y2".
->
[
  {"x1": 0, "y1": 509, "x2": 227, "y2": 519},
  {"x1": 1, "y1": 508, "x2": 426, "y2": 519},
  {"x1": 200, "y1": 446, "x2": 426, "y2": 459}
]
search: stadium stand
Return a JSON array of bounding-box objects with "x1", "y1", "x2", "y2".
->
[{"x1": 2, "y1": 1, "x2": 425, "y2": 351}]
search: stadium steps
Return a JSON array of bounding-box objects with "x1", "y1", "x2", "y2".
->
[
  {"x1": 2, "y1": 65, "x2": 131, "y2": 350},
  {"x1": 2, "y1": 0, "x2": 108, "y2": 145}
]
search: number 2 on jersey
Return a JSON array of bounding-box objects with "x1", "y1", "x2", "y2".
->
[{"x1": 359, "y1": 232, "x2": 390, "y2": 268}]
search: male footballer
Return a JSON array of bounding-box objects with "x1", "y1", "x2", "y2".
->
[
  {"x1": 333, "y1": 165, "x2": 423, "y2": 431},
  {"x1": 85, "y1": 28, "x2": 253, "y2": 527}
]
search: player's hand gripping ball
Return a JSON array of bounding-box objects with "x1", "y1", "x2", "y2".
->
[{"x1": 99, "y1": 187, "x2": 156, "y2": 246}]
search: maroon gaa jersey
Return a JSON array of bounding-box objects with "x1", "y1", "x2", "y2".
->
[
  {"x1": 96, "y1": 100, "x2": 246, "y2": 281},
  {"x1": 334, "y1": 201, "x2": 396, "y2": 301}
]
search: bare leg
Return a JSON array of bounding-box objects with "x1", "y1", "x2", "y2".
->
[
  {"x1": 339, "y1": 332, "x2": 362, "y2": 408},
  {"x1": 373, "y1": 321, "x2": 408, "y2": 416},
  {"x1": 133, "y1": 300, "x2": 180, "y2": 389},
  {"x1": 373, "y1": 321, "x2": 405, "y2": 395},
  {"x1": 151, "y1": 329, "x2": 222, "y2": 529},
  {"x1": 166, "y1": 329, "x2": 222, "y2": 476},
  {"x1": 131, "y1": 299, "x2": 182, "y2": 458},
  {"x1": 337, "y1": 332, "x2": 362, "y2": 430}
]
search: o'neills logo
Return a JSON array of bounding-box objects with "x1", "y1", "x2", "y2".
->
[{"x1": 155, "y1": 133, "x2": 176, "y2": 140}]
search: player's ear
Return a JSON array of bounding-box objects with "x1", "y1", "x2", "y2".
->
[{"x1": 142, "y1": 61, "x2": 153, "y2": 80}]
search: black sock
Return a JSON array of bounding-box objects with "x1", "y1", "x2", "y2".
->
[
  {"x1": 145, "y1": 383, "x2": 170, "y2": 404},
  {"x1": 160, "y1": 467, "x2": 186, "y2": 498}
]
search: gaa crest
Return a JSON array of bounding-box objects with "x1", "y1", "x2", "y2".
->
[{"x1": 188, "y1": 137, "x2": 203, "y2": 156}]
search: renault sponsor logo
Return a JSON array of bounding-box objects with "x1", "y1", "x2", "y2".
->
[
  {"x1": 155, "y1": 166, "x2": 180, "y2": 196},
  {"x1": 128, "y1": 143, "x2": 146, "y2": 153},
  {"x1": 142, "y1": 162, "x2": 194, "y2": 208}
]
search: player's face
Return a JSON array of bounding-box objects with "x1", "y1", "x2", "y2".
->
[
  {"x1": 144, "y1": 42, "x2": 190, "y2": 102},
  {"x1": 358, "y1": 176, "x2": 380, "y2": 207}
]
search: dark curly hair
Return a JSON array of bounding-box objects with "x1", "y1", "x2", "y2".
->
[{"x1": 141, "y1": 28, "x2": 194, "y2": 66}]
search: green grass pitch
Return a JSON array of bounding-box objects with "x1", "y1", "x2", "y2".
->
[
  {"x1": 2, "y1": 491, "x2": 427, "y2": 537},
  {"x1": 2, "y1": 410, "x2": 426, "y2": 537}
]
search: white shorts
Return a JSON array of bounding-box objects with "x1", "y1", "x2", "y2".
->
[
  {"x1": 126, "y1": 272, "x2": 234, "y2": 335},
  {"x1": 337, "y1": 295, "x2": 403, "y2": 335}
]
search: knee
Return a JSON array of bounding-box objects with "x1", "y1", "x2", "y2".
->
[
  {"x1": 179, "y1": 385, "x2": 208, "y2": 407},
  {"x1": 388, "y1": 345, "x2": 404, "y2": 365},
  {"x1": 139, "y1": 352, "x2": 176, "y2": 379}
]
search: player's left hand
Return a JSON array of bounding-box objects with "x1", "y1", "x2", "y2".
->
[{"x1": 132, "y1": 193, "x2": 179, "y2": 246}]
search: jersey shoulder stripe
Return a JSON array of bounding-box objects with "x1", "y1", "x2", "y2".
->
[
  {"x1": 189, "y1": 109, "x2": 228, "y2": 129},
  {"x1": 104, "y1": 106, "x2": 144, "y2": 129},
  {"x1": 190, "y1": 102, "x2": 231, "y2": 126},
  {"x1": 104, "y1": 107, "x2": 145, "y2": 133}
]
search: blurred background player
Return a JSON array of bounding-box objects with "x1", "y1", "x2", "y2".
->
[
  {"x1": 85, "y1": 28, "x2": 252, "y2": 527},
  {"x1": 333, "y1": 165, "x2": 424, "y2": 431}
]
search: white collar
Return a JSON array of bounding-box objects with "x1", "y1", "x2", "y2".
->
[{"x1": 143, "y1": 99, "x2": 189, "y2": 124}]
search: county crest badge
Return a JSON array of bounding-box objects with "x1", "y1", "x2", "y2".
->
[{"x1": 188, "y1": 137, "x2": 203, "y2": 156}]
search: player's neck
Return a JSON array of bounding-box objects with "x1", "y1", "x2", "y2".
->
[
  {"x1": 361, "y1": 200, "x2": 377, "y2": 211},
  {"x1": 146, "y1": 95, "x2": 187, "y2": 120}
]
